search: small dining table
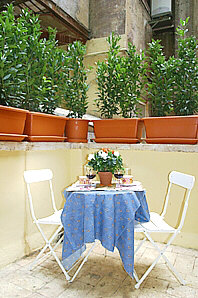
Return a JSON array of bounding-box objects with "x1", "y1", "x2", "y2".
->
[{"x1": 61, "y1": 180, "x2": 150, "y2": 278}]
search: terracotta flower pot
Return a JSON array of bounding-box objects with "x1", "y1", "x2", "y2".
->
[
  {"x1": 0, "y1": 105, "x2": 28, "y2": 141},
  {"x1": 98, "y1": 172, "x2": 113, "y2": 186},
  {"x1": 93, "y1": 118, "x2": 143, "y2": 143},
  {"x1": 143, "y1": 116, "x2": 198, "y2": 144},
  {"x1": 24, "y1": 112, "x2": 67, "y2": 142},
  {"x1": 66, "y1": 119, "x2": 89, "y2": 143}
]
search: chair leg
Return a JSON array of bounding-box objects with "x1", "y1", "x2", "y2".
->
[
  {"x1": 133, "y1": 269, "x2": 139, "y2": 283},
  {"x1": 145, "y1": 232, "x2": 186, "y2": 285},
  {"x1": 30, "y1": 243, "x2": 49, "y2": 270},
  {"x1": 31, "y1": 224, "x2": 71, "y2": 281},
  {"x1": 134, "y1": 237, "x2": 147, "y2": 255},
  {"x1": 68, "y1": 240, "x2": 99, "y2": 283},
  {"x1": 134, "y1": 231, "x2": 186, "y2": 289}
]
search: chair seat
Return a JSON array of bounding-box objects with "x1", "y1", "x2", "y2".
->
[
  {"x1": 36, "y1": 209, "x2": 63, "y2": 225},
  {"x1": 135, "y1": 212, "x2": 175, "y2": 233}
]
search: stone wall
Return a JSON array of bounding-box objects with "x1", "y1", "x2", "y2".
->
[
  {"x1": 126, "y1": 0, "x2": 152, "y2": 51},
  {"x1": 89, "y1": 0, "x2": 152, "y2": 51},
  {"x1": 89, "y1": 0, "x2": 126, "y2": 38},
  {"x1": 53, "y1": 0, "x2": 89, "y2": 28}
]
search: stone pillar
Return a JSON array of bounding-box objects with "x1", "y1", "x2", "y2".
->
[{"x1": 89, "y1": 0, "x2": 126, "y2": 38}]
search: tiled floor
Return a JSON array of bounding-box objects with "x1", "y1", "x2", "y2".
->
[{"x1": 1, "y1": 240, "x2": 198, "y2": 298}]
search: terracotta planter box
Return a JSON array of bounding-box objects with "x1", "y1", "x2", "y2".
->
[
  {"x1": 93, "y1": 118, "x2": 143, "y2": 143},
  {"x1": 143, "y1": 116, "x2": 198, "y2": 144},
  {"x1": 0, "y1": 105, "x2": 28, "y2": 141},
  {"x1": 24, "y1": 112, "x2": 67, "y2": 142},
  {"x1": 65, "y1": 119, "x2": 89, "y2": 143}
]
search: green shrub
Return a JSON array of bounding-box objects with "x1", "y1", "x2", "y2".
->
[
  {"x1": 62, "y1": 41, "x2": 89, "y2": 118},
  {"x1": 146, "y1": 18, "x2": 198, "y2": 117},
  {"x1": 0, "y1": 4, "x2": 66, "y2": 114},
  {"x1": 96, "y1": 32, "x2": 146, "y2": 118}
]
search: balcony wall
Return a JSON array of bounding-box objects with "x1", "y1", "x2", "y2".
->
[{"x1": 0, "y1": 142, "x2": 197, "y2": 268}]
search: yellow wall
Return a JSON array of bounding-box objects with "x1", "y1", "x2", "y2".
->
[{"x1": 0, "y1": 144, "x2": 197, "y2": 268}]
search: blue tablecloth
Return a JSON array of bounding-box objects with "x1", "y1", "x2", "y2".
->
[{"x1": 61, "y1": 190, "x2": 150, "y2": 278}]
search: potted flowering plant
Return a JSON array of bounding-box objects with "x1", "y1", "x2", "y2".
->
[{"x1": 87, "y1": 148, "x2": 124, "y2": 186}]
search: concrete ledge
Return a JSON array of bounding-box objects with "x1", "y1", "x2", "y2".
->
[{"x1": 0, "y1": 141, "x2": 198, "y2": 153}]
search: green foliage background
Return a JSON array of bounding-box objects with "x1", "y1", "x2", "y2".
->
[
  {"x1": 147, "y1": 18, "x2": 198, "y2": 116},
  {"x1": 0, "y1": 4, "x2": 88, "y2": 117}
]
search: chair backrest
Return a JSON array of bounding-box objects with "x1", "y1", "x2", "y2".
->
[
  {"x1": 24, "y1": 169, "x2": 57, "y2": 221},
  {"x1": 161, "y1": 170, "x2": 195, "y2": 230},
  {"x1": 24, "y1": 169, "x2": 53, "y2": 183},
  {"x1": 169, "y1": 171, "x2": 195, "y2": 189}
]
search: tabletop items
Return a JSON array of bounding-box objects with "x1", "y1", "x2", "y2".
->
[{"x1": 66, "y1": 179, "x2": 143, "y2": 192}]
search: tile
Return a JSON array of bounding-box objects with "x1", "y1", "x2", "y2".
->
[
  {"x1": 113, "y1": 284, "x2": 140, "y2": 298},
  {"x1": 174, "y1": 254, "x2": 195, "y2": 274},
  {"x1": 36, "y1": 276, "x2": 69, "y2": 297},
  {"x1": 192, "y1": 257, "x2": 198, "y2": 277},
  {"x1": 138, "y1": 290, "x2": 176, "y2": 297},
  {"x1": 77, "y1": 270, "x2": 103, "y2": 286},
  {"x1": 86, "y1": 277, "x2": 121, "y2": 297},
  {"x1": 28, "y1": 265, "x2": 60, "y2": 283},
  {"x1": 172, "y1": 245, "x2": 198, "y2": 257},
  {"x1": 142, "y1": 276, "x2": 169, "y2": 292},
  {"x1": 10, "y1": 272, "x2": 47, "y2": 292},
  {"x1": 0, "y1": 280, "x2": 32, "y2": 298},
  {"x1": 90, "y1": 243, "x2": 106, "y2": 255},
  {"x1": 134, "y1": 244, "x2": 147, "y2": 258},
  {"x1": 0, "y1": 263, "x2": 21, "y2": 278},
  {"x1": 105, "y1": 247, "x2": 120, "y2": 259},
  {"x1": 15, "y1": 252, "x2": 38, "y2": 266},
  {"x1": 58, "y1": 281, "x2": 94, "y2": 298},
  {"x1": 0, "y1": 241, "x2": 198, "y2": 298},
  {"x1": 87, "y1": 255, "x2": 127, "y2": 280},
  {"x1": 149, "y1": 265, "x2": 179, "y2": 283},
  {"x1": 27, "y1": 293, "x2": 46, "y2": 298},
  {"x1": 167, "y1": 282, "x2": 198, "y2": 297},
  {"x1": 143, "y1": 241, "x2": 173, "y2": 252},
  {"x1": 184, "y1": 272, "x2": 198, "y2": 288}
]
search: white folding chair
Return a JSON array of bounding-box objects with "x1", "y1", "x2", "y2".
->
[
  {"x1": 24, "y1": 169, "x2": 99, "y2": 282},
  {"x1": 134, "y1": 170, "x2": 195, "y2": 289}
]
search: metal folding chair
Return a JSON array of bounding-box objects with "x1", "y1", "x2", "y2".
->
[
  {"x1": 24, "y1": 169, "x2": 98, "y2": 282},
  {"x1": 134, "y1": 170, "x2": 195, "y2": 289}
]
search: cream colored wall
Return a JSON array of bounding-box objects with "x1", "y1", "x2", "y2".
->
[{"x1": 0, "y1": 145, "x2": 197, "y2": 268}]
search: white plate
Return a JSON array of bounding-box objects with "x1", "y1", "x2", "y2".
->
[{"x1": 119, "y1": 183, "x2": 136, "y2": 186}]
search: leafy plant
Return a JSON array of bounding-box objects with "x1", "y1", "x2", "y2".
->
[
  {"x1": 96, "y1": 32, "x2": 146, "y2": 118},
  {"x1": 62, "y1": 41, "x2": 89, "y2": 118},
  {"x1": 146, "y1": 39, "x2": 174, "y2": 116},
  {"x1": 146, "y1": 18, "x2": 198, "y2": 117},
  {"x1": 119, "y1": 43, "x2": 147, "y2": 118},
  {"x1": 87, "y1": 148, "x2": 124, "y2": 173},
  {"x1": 0, "y1": 4, "x2": 65, "y2": 114},
  {"x1": 96, "y1": 33, "x2": 121, "y2": 118},
  {"x1": 173, "y1": 18, "x2": 198, "y2": 115}
]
